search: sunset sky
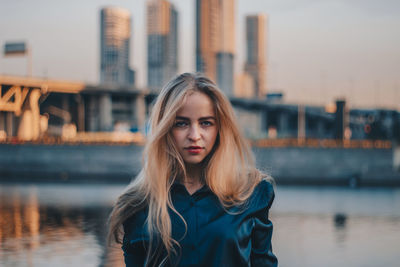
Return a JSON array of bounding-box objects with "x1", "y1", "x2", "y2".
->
[{"x1": 0, "y1": 0, "x2": 399, "y2": 109}]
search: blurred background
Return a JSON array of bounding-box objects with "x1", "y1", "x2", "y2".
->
[{"x1": 0, "y1": 0, "x2": 399, "y2": 266}]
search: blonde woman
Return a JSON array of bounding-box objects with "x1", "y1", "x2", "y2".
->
[{"x1": 108, "y1": 73, "x2": 277, "y2": 266}]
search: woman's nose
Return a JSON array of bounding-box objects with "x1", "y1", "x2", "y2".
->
[{"x1": 188, "y1": 125, "x2": 201, "y2": 141}]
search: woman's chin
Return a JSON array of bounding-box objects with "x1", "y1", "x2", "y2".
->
[{"x1": 183, "y1": 157, "x2": 205, "y2": 166}]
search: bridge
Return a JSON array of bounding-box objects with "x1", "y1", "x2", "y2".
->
[
  {"x1": 1, "y1": 74, "x2": 393, "y2": 144},
  {"x1": 0, "y1": 75, "x2": 146, "y2": 141}
]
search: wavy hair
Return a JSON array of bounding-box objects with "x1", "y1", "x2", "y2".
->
[{"x1": 108, "y1": 72, "x2": 265, "y2": 264}]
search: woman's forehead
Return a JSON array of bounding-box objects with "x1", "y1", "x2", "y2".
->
[{"x1": 176, "y1": 91, "x2": 215, "y2": 117}]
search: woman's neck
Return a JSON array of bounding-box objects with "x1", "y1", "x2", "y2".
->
[{"x1": 182, "y1": 164, "x2": 204, "y2": 195}]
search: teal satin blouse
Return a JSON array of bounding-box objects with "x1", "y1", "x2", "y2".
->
[{"x1": 122, "y1": 180, "x2": 277, "y2": 266}]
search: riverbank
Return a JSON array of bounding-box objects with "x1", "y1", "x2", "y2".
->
[{"x1": 0, "y1": 143, "x2": 399, "y2": 186}]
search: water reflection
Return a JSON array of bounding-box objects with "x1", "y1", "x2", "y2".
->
[
  {"x1": 1, "y1": 184, "x2": 400, "y2": 267},
  {"x1": 0, "y1": 184, "x2": 124, "y2": 267},
  {"x1": 0, "y1": 187, "x2": 40, "y2": 251},
  {"x1": 333, "y1": 213, "x2": 347, "y2": 247}
]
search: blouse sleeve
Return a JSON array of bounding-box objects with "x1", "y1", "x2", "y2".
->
[
  {"x1": 250, "y1": 181, "x2": 278, "y2": 267},
  {"x1": 122, "y1": 215, "x2": 148, "y2": 267},
  {"x1": 122, "y1": 236, "x2": 146, "y2": 266}
]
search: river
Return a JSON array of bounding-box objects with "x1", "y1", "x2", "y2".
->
[{"x1": 0, "y1": 183, "x2": 399, "y2": 267}]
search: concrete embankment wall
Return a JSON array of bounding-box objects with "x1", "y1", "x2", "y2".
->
[
  {"x1": 0, "y1": 144, "x2": 143, "y2": 182},
  {"x1": 253, "y1": 147, "x2": 399, "y2": 186},
  {"x1": 0, "y1": 144, "x2": 399, "y2": 186}
]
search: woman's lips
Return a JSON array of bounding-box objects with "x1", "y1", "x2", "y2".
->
[{"x1": 185, "y1": 146, "x2": 203, "y2": 154}]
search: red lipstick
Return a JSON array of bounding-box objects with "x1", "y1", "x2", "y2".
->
[{"x1": 185, "y1": 146, "x2": 203, "y2": 154}]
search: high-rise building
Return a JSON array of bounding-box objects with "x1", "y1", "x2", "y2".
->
[
  {"x1": 147, "y1": 0, "x2": 178, "y2": 91},
  {"x1": 100, "y1": 7, "x2": 135, "y2": 86},
  {"x1": 196, "y1": 0, "x2": 235, "y2": 96},
  {"x1": 234, "y1": 72, "x2": 254, "y2": 98},
  {"x1": 244, "y1": 14, "x2": 267, "y2": 98}
]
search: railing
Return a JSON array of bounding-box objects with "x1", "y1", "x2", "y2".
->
[
  {"x1": 252, "y1": 138, "x2": 392, "y2": 149},
  {"x1": 0, "y1": 132, "x2": 145, "y2": 145}
]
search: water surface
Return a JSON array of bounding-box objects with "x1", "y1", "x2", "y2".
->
[{"x1": 1, "y1": 183, "x2": 399, "y2": 267}]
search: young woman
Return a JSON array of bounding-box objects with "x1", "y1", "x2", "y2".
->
[{"x1": 108, "y1": 73, "x2": 277, "y2": 266}]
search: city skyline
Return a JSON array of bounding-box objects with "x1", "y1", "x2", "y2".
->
[{"x1": 0, "y1": 0, "x2": 399, "y2": 109}]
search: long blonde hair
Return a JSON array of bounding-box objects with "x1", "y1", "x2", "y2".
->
[{"x1": 108, "y1": 72, "x2": 264, "y2": 261}]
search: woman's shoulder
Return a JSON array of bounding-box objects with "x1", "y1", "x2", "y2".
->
[
  {"x1": 255, "y1": 178, "x2": 274, "y2": 195},
  {"x1": 247, "y1": 178, "x2": 275, "y2": 213}
]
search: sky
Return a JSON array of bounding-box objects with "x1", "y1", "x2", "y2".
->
[{"x1": 0, "y1": 0, "x2": 399, "y2": 109}]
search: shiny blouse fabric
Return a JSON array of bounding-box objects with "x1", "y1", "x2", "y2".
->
[{"x1": 122, "y1": 180, "x2": 278, "y2": 267}]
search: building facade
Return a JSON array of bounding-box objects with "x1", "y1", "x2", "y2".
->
[
  {"x1": 147, "y1": 0, "x2": 178, "y2": 91},
  {"x1": 244, "y1": 14, "x2": 267, "y2": 98},
  {"x1": 196, "y1": 0, "x2": 235, "y2": 96},
  {"x1": 234, "y1": 72, "x2": 254, "y2": 98},
  {"x1": 100, "y1": 7, "x2": 135, "y2": 86}
]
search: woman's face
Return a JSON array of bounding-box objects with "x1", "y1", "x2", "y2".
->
[{"x1": 171, "y1": 91, "x2": 218, "y2": 166}]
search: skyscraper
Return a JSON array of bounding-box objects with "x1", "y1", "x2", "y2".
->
[
  {"x1": 244, "y1": 14, "x2": 267, "y2": 98},
  {"x1": 147, "y1": 0, "x2": 178, "y2": 91},
  {"x1": 196, "y1": 0, "x2": 235, "y2": 96},
  {"x1": 100, "y1": 7, "x2": 135, "y2": 86}
]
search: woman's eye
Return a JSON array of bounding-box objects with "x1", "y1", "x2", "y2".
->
[
  {"x1": 174, "y1": 121, "x2": 188, "y2": 127},
  {"x1": 201, "y1": 121, "x2": 213, "y2": 126}
]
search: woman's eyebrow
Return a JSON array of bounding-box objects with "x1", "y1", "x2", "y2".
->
[
  {"x1": 175, "y1": 116, "x2": 190, "y2": 121},
  {"x1": 175, "y1": 116, "x2": 216, "y2": 121},
  {"x1": 199, "y1": 116, "x2": 216, "y2": 121}
]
